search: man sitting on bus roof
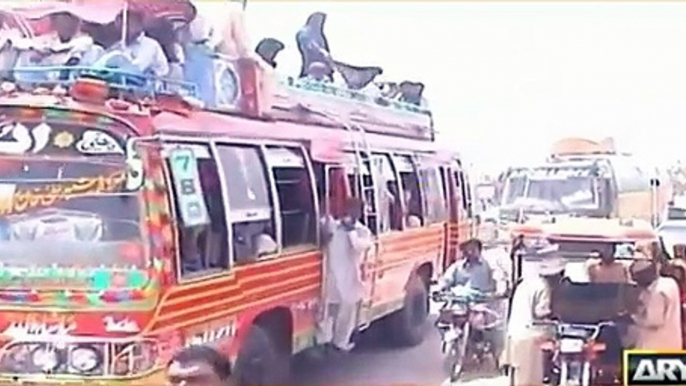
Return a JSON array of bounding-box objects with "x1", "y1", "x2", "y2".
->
[
  {"x1": 438, "y1": 238, "x2": 495, "y2": 294},
  {"x1": 13, "y1": 11, "x2": 99, "y2": 70},
  {"x1": 91, "y1": 9, "x2": 169, "y2": 77}
]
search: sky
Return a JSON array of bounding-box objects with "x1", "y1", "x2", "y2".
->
[
  {"x1": 8, "y1": 0, "x2": 686, "y2": 175},
  {"x1": 196, "y1": 1, "x2": 686, "y2": 175}
]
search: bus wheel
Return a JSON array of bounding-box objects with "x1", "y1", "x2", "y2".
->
[
  {"x1": 386, "y1": 276, "x2": 429, "y2": 347},
  {"x1": 235, "y1": 325, "x2": 290, "y2": 386}
]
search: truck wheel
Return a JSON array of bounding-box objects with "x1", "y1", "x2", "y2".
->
[
  {"x1": 386, "y1": 276, "x2": 429, "y2": 347},
  {"x1": 234, "y1": 325, "x2": 290, "y2": 386}
]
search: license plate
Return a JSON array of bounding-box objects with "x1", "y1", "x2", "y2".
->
[{"x1": 559, "y1": 338, "x2": 584, "y2": 353}]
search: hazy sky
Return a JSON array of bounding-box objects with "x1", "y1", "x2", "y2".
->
[
  {"x1": 196, "y1": 1, "x2": 686, "y2": 174},
  {"x1": 10, "y1": 1, "x2": 686, "y2": 174}
]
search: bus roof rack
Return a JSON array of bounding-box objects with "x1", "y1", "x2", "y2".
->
[
  {"x1": 11, "y1": 66, "x2": 198, "y2": 100},
  {"x1": 8, "y1": 58, "x2": 435, "y2": 141}
]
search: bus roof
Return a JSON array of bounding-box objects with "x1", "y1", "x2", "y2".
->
[{"x1": 0, "y1": 1, "x2": 438, "y2": 156}]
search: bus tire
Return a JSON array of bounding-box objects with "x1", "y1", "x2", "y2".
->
[
  {"x1": 235, "y1": 325, "x2": 290, "y2": 386},
  {"x1": 386, "y1": 275, "x2": 429, "y2": 347}
]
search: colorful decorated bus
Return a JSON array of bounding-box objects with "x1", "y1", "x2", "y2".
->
[{"x1": 0, "y1": 1, "x2": 476, "y2": 384}]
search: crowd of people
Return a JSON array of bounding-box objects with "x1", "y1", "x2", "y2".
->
[
  {"x1": 0, "y1": 9, "x2": 175, "y2": 79},
  {"x1": 0, "y1": 6, "x2": 426, "y2": 108},
  {"x1": 435, "y1": 235, "x2": 686, "y2": 386}
]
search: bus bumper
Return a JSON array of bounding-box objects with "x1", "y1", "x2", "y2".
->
[{"x1": 0, "y1": 371, "x2": 165, "y2": 385}]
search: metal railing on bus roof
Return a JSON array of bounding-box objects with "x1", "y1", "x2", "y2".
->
[
  {"x1": 8, "y1": 62, "x2": 433, "y2": 125},
  {"x1": 280, "y1": 75, "x2": 432, "y2": 117},
  {"x1": 10, "y1": 66, "x2": 198, "y2": 99}
]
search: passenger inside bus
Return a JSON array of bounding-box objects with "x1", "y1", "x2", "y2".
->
[
  {"x1": 400, "y1": 173, "x2": 423, "y2": 227},
  {"x1": 270, "y1": 149, "x2": 317, "y2": 248},
  {"x1": 173, "y1": 156, "x2": 228, "y2": 276}
]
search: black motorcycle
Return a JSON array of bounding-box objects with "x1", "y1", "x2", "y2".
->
[{"x1": 433, "y1": 288, "x2": 505, "y2": 382}]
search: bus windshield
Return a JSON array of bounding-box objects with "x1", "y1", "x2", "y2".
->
[
  {"x1": 0, "y1": 119, "x2": 145, "y2": 273},
  {"x1": 502, "y1": 166, "x2": 601, "y2": 213}
]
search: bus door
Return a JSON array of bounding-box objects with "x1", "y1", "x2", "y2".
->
[
  {"x1": 445, "y1": 161, "x2": 466, "y2": 267},
  {"x1": 338, "y1": 154, "x2": 378, "y2": 327}
]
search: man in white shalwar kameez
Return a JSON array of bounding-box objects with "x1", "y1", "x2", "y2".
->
[
  {"x1": 321, "y1": 197, "x2": 373, "y2": 352},
  {"x1": 505, "y1": 247, "x2": 566, "y2": 386},
  {"x1": 629, "y1": 259, "x2": 682, "y2": 350}
]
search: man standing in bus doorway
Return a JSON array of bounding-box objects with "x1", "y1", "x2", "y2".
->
[{"x1": 321, "y1": 197, "x2": 374, "y2": 353}]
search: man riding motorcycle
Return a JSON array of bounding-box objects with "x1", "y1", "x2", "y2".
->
[
  {"x1": 438, "y1": 238, "x2": 496, "y2": 294},
  {"x1": 436, "y1": 238, "x2": 502, "y2": 370}
]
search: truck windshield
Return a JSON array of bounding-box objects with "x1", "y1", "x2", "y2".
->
[{"x1": 0, "y1": 119, "x2": 145, "y2": 271}]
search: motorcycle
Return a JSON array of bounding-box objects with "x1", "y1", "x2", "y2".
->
[
  {"x1": 433, "y1": 287, "x2": 505, "y2": 382},
  {"x1": 535, "y1": 320, "x2": 617, "y2": 386}
]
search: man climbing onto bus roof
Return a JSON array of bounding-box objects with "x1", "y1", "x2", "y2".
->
[{"x1": 321, "y1": 197, "x2": 373, "y2": 353}]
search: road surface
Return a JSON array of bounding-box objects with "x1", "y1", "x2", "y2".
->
[
  {"x1": 293, "y1": 247, "x2": 512, "y2": 386},
  {"x1": 293, "y1": 317, "x2": 508, "y2": 386}
]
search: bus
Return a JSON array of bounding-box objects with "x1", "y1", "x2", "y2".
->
[
  {"x1": 499, "y1": 137, "x2": 667, "y2": 277},
  {"x1": 0, "y1": 2, "x2": 476, "y2": 385}
]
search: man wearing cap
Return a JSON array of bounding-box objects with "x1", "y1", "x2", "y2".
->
[
  {"x1": 505, "y1": 246, "x2": 565, "y2": 386},
  {"x1": 585, "y1": 245, "x2": 630, "y2": 283},
  {"x1": 628, "y1": 259, "x2": 682, "y2": 350}
]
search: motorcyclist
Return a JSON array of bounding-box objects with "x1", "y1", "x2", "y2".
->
[
  {"x1": 436, "y1": 238, "x2": 501, "y2": 367},
  {"x1": 438, "y1": 238, "x2": 496, "y2": 294}
]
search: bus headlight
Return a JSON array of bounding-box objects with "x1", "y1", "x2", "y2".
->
[
  {"x1": 70, "y1": 346, "x2": 101, "y2": 373},
  {"x1": 30, "y1": 345, "x2": 61, "y2": 372}
]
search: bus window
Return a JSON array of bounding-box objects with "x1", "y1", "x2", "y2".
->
[
  {"x1": 372, "y1": 153, "x2": 402, "y2": 232},
  {"x1": 457, "y1": 170, "x2": 470, "y2": 213},
  {"x1": 344, "y1": 151, "x2": 377, "y2": 232},
  {"x1": 265, "y1": 146, "x2": 317, "y2": 248},
  {"x1": 215, "y1": 144, "x2": 277, "y2": 264},
  {"x1": 165, "y1": 143, "x2": 229, "y2": 277},
  {"x1": 394, "y1": 154, "x2": 423, "y2": 227},
  {"x1": 419, "y1": 163, "x2": 448, "y2": 224}
]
